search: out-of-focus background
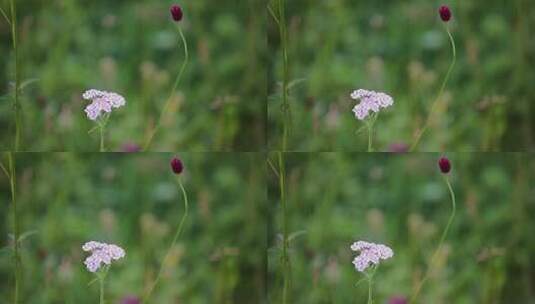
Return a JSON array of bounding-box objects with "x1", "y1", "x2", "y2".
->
[
  {"x1": 0, "y1": 0, "x2": 266, "y2": 151},
  {"x1": 268, "y1": 0, "x2": 535, "y2": 151},
  {"x1": 268, "y1": 153, "x2": 535, "y2": 303},
  {"x1": 0, "y1": 153, "x2": 266, "y2": 303}
]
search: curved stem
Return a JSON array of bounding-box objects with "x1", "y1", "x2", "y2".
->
[
  {"x1": 143, "y1": 26, "x2": 189, "y2": 151},
  {"x1": 410, "y1": 175, "x2": 456, "y2": 303},
  {"x1": 278, "y1": 151, "x2": 290, "y2": 304},
  {"x1": 143, "y1": 176, "x2": 189, "y2": 303},
  {"x1": 9, "y1": 0, "x2": 20, "y2": 151},
  {"x1": 410, "y1": 25, "x2": 456, "y2": 151}
]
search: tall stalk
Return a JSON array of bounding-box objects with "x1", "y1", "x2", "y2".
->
[
  {"x1": 367, "y1": 276, "x2": 373, "y2": 304},
  {"x1": 99, "y1": 127, "x2": 105, "y2": 152},
  {"x1": 143, "y1": 26, "x2": 189, "y2": 151},
  {"x1": 278, "y1": 152, "x2": 290, "y2": 304},
  {"x1": 143, "y1": 176, "x2": 189, "y2": 303},
  {"x1": 410, "y1": 24, "x2": 456, "y2": 151},
  {"x1": 277, "y1": 0, "x2": 290, "y2": 151},
  {"x1": 272, "y1": 1, "x2": 291, "y2": 301},
  {"x1": 9, "y1": 0, "x2": 21, "y2": 151},
  {"x1": 99, "y1": 274, "x2": 105, "y2": 304},
  {"x1": 4, "y1": 153, "x2": 21, "y2": 303},
  {"x1": 410, "y1": 175, "x2": 456, "y2": 303}
]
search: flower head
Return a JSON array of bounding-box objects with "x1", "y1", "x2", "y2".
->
[
  {"x1": 83, "y1": 89, "x2": 125, "y2": 121},
  {"x1": 170, "y1": 4, "x2": 183, "y2": 22},
  {"x1": 170, "y1": 156, "x2": 184, "y2": 174},
  {"x1": 350, "y1": 240, "x2": 393, "y2": 272},
  {"x1": 350, "y1": 89, "x2": 394, "y2": 120},
  {"x1": 121, "y1": 142, "x2": 141, "y2": 153},
  {"x1": 438, "y1": 157, "x2": 451, "y2": 174},
  {"x1": 120, "y1": 296, "x2": 141, "y2": 304},
  {"x1": 388, "y1": 142, "x2": 409, "y2": 153},
  {"x1": 439, "y1": 5, "x2": 452, "y2": 22},
  {"x1": 82, "y1": 241, "x2": 125, "y2": 272},
  {"x1": 388, "y1": 296, "x2": 408, "y2": 304}
]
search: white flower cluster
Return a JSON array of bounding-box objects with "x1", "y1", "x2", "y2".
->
[
  {"x1": 82, "y1": 241, "x2": 125, "y2": 272},
  {"x1": 350, "y1": 89, "x2": 394, "y2": 120},
  {"x1": 83, "y1": 89, "x2": 126, "y2": 121},
  {"x1": 350, "y1": 240, "x2": 393, "y2": 272}
]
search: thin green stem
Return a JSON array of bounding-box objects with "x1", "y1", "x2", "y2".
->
[
  {"x1": 9, "y1": 0, "x2": 21, "y2": 151},
  {"x1": 143, "y1": 176, "x2": 189, "y2": 303},
  {"x1": 143, "y1": 25, "x2": 189, "y2": 151},
  {"x1": 8, "y1": 153, "x2": 20, "y2": 304},
  {"x1": 94, "y1": 113, "x2": 110, "y2": 152},
  {"x1": 0, "y1": 6, "x2": 10, "y2": 25},
  {"x1": 278, "y1": 152, "x2": 289, "y2": 304},
  {"x1": 99, "y1": 276, "x2": 105, "y2": 304},
  {"x1": 410, "y1": 24, "x2": 456, "y2": 151},
  {"x1": 367, "y1": 277, "x2": 373, "y2": 304},
  {"x1": 363, "y1": 114, "x2": 377, "y2": 152},
  {"x1": 367, "y1": 125, "x2": 373, "y2": 152},
  {"x1": 410, "y1": 175, "x2": 456, "y2": 303},
  {"x1": 277, "y1": 0, "x2": 290, "y2": 152},
  {"x1": 99, "y1": 125, "x2": 105, "y2": 152}
]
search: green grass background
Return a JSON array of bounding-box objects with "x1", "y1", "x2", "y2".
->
[
  {"x1": 0, "y1": 0, "x2": 266, "y2": 151},
  {"x1": 268, "y1": 0, "x2": 535, "y2": 151},
  {"x1": 268, "y1": 153, "x2": 535, "y2": 303},
  {"x1": 0, "y1": 152, "x2": 266, "y2": 303}
]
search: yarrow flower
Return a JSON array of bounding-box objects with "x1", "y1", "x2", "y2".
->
[
  {"x1": 350, "y1": 240, "x2": 393, "y2": 272},
  {"x1": 82, "y1": 89, "x2": 126, "y2": 121},
  {"x1": 82, "y1": 241, "x2": 125, "y2": 272},
  {"x1": 350, "y1": 89, "x2": 394, "y2": 120}
]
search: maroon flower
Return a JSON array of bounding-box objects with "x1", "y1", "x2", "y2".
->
[
  {"x1": 120, "y1": 296, "x2": 140, "y2": 304},
  {"x1": 388, "y1": 296, "x2": 408, "y2": 304},
  {"x1": 170, "y1": 4, "x2": 183, "y2": 22},
  {"x1": 438, "y1": 157, "x2": 451, "y2": 174},
  {"x1": 439, "y1": 5, "x2": 452, "y2": 22},
  {"x1": 388, "y1": 142, "x2": 409, "y2": 153},
  {"x1": 170, "y1": 156, "x2": 184, "y2": 174},
  {"x1": 120, "y1": 142, "x2": 141, "y2": 153}
]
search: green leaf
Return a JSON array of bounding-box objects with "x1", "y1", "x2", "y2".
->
[
  {"x1": 87, "y1": 277, "x2": 99, "y2": 286},
  {"x1": 287, "y1": 78, "x2": 307, "y2": 91},
  {"x1": 19, "y1": 78, "x2": 40, "y2": 91},
  {"x1": 17, "y1": 230, "x2": 38, "y2": 243},
  {"x1": 288, "y1": 230, "x2": 307, "y2": 242}
]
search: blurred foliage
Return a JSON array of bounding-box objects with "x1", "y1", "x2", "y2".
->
[
  {"x1": 268, "y1": 0, "x2": 535, "y2": 151},
  {"x1": 0, "y1": 152, "x2": 266, "y2": 303},
  {"x1": 0, "y1": 0, "x2": 266, "y2": 151},
  {"x1": 268, "y1": 153, "x2": 535, "y2": 303}
]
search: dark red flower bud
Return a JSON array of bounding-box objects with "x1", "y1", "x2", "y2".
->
[
  {"x1": 170, "y1": 157, "x2": 184, "y2": 174},
  {"x1": 170, "y1": 5, "x2": 183, "y2": 22},
  {"x1": 438, "y1": 157, "x2": 451, "y2": 174},
  {"x1": 120, "y1": 296, "x2": 140, "y2": 304},
  {"x1": 388, "y1": 142, "x2": 409, "y2": 153},
  {"x1": 439, "y1": 5, "x2": 452, "y2": 22},
  {"x1": 120, "y1": 142, "x2": 141, "y2": 153},
  {"x1": 388, "y1": 296, "x2": 408, "y2": 304}
]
